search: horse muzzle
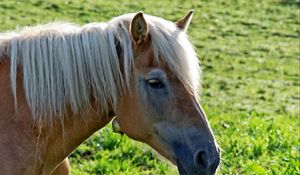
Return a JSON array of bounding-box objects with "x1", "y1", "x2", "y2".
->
[{"x1": 173, "y1": 141, "x2": 220, "y2": 175}]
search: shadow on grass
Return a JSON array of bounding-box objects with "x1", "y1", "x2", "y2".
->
[{"x1": 279, "y1": 0, "x2": 300, "y2": 8}]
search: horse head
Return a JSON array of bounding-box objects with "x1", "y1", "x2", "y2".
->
[{"x1": 113, "y1": 11, "x2": 220, "y2": 175}]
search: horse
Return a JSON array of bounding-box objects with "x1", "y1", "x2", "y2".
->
[{"x1": 0, "y1": 10, "x2": 220, "y2": 175}]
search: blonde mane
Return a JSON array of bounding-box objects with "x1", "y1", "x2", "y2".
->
[{"x1": 0, "y1": 13, "x2": 200, "y2": 122}]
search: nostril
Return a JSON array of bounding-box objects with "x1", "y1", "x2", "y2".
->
[{"x1": 194, "y1": 150, "x2": 209, "y2": 170}]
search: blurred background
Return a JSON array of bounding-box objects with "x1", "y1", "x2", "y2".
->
[{"x1": 0, "y1": 0, "x2": 299, "y2": 174}]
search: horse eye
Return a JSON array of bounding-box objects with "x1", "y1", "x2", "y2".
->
[{"x1": 147, "y1": 79, "x2": 164, "y2": 89}]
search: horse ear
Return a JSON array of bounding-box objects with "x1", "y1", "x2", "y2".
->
[
  {"x1": 130, "y1": 12, "x2": 149, "y2": 44},
  {"x1": 176, "y1": 10, "x2": 194, "y2": 32}
]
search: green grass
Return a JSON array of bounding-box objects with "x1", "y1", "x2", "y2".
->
[{"x1": 1, "y1": 0, "x2": 299, "y2": 174}]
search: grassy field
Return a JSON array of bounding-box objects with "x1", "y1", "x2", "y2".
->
[{"x1": 0, "y1": 0, "x2": 299, "y2": 174}]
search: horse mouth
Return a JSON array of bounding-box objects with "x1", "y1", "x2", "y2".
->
[
  {"x1": 176, "y1": 158, "x2": 188, "y2": 175},
  {"x1": 175, "y1": 156, "x2": 219, "y2": 175}
]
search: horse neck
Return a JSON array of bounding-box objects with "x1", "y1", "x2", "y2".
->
[{"x1": 42, "y1": 106, "x2": 114, "y2": 172}]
